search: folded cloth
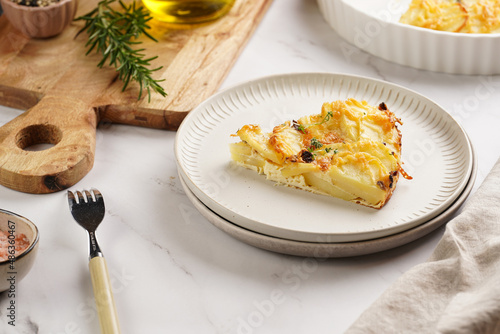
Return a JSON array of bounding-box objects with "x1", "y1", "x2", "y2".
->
[{"x1": 346, "y1": 157, "x2": 500, "y2": 334}]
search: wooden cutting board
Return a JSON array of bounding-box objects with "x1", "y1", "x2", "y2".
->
[{"x1": 0, "y1": 0, "x2": 273, "y2": 194}]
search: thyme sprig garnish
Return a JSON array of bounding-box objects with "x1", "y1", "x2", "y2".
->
[
  {"x1": 318, "y1": 111, "x2": 333, "y2": 125},
  {"x1": 75, "y1": 0, "x2": 167, "y2": 101},
  {"x1": 308, "y1": 137, "x2": 323, "y2": 152},
  {"x1": 293, "y1": 111, "x2": 334, "y2": 133}
]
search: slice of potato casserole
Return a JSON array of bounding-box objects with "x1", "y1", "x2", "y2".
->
[
  {"x1": 229, "y1": 98, "x2": 411, "y2": 209},
  {"x1": 400, "y1": 0, "x2": 500, "y2": 34}
]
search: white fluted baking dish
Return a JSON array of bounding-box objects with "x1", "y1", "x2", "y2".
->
[{"x1": 317, "y1": 0, "x2": 500, "y2": 75}]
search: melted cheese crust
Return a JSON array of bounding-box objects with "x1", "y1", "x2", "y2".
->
[
  {"x1": 400, "y1": 0, "x2": 500, "y2": 34},
  {"x1": 229, "y1": 98, "x2": 408, "y2": 209}
]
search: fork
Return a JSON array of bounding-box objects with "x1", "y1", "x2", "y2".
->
[{"x1": 67, "y1": 189, "x2": 121, "y2": 334}]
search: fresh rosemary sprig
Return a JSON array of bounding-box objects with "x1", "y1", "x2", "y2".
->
[{"x1": 75, "y1": 0, "x2": 167, "y2": 101}]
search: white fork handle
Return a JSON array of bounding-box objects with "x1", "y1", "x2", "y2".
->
[{"x1": 89, "y1": 257, "x2": 121, "y2": 334}]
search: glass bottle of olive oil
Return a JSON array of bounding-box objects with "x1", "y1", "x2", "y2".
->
[{"x1": 142, "y1": 0, "x2": 236, "y2": 28}]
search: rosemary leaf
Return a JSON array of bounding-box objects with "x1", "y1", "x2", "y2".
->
[{"x1": 75, "y1": 0, "x2": 167, "y2": 102}]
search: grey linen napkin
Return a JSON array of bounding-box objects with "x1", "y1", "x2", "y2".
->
[{"x1": 346, "y1": 157, "x2": 500, "y2": 334}]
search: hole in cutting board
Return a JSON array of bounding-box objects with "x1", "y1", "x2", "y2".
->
[{"x1": 15, "y1": 124, "x2": 63, "y2": 151}]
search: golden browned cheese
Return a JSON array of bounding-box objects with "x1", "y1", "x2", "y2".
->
[
  {"x1": 400, "y1": 0, "x2": 500, "y2": 33},
  {"x1": 229, "y1": 98, "x2": 411, "y2": 209}
]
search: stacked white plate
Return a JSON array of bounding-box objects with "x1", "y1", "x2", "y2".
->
[
  {"x1": 317, "y1": 0, "x2": 500, "y2": 75},
  {"x1": 175, "y1": 73, "x2": 476, "y2": 257}
]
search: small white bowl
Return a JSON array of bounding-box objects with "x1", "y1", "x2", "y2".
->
[
  {"x1": 0, "y1": 0, "x2": 78, "y2": 38},
  {"x1": 0, "y1": 209, "x2": 39, "y2": 292},
  {"x1": 317, "y1": 0, "x2": 500, "y2": 75}
]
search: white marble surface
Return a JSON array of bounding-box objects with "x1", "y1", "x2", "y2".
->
[{"x1": 1, "y1": 0, "x2": 500, "y2": 333}]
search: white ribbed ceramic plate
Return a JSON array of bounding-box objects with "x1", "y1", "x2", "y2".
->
[
  {"x1": 175, "y1": 73, "x2": 473, "y2": 243},
  {"x1": 317, "y1": 0, "x2": 500, "y2": 74}
]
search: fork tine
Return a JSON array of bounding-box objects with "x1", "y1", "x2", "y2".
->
[
  {"x1": 76, "y1": 190, "x2": 85, "y2": 203},
  {"x1": 91, "y1": 189, "x2": 104, "y2": 205},
  {"x1": 91, "y1": 188, "x2": 102, "y2": 201},
  {"x1": 67, "y1": 190, "x2": 77, "y2": 207},
  {"x1": 83, "y1": 190, "x2": 92, "y2": 202}
]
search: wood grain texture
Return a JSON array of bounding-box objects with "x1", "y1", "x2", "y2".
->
[{"x1": 0, "y1": 0, "x2": 272, "y2": 193}]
